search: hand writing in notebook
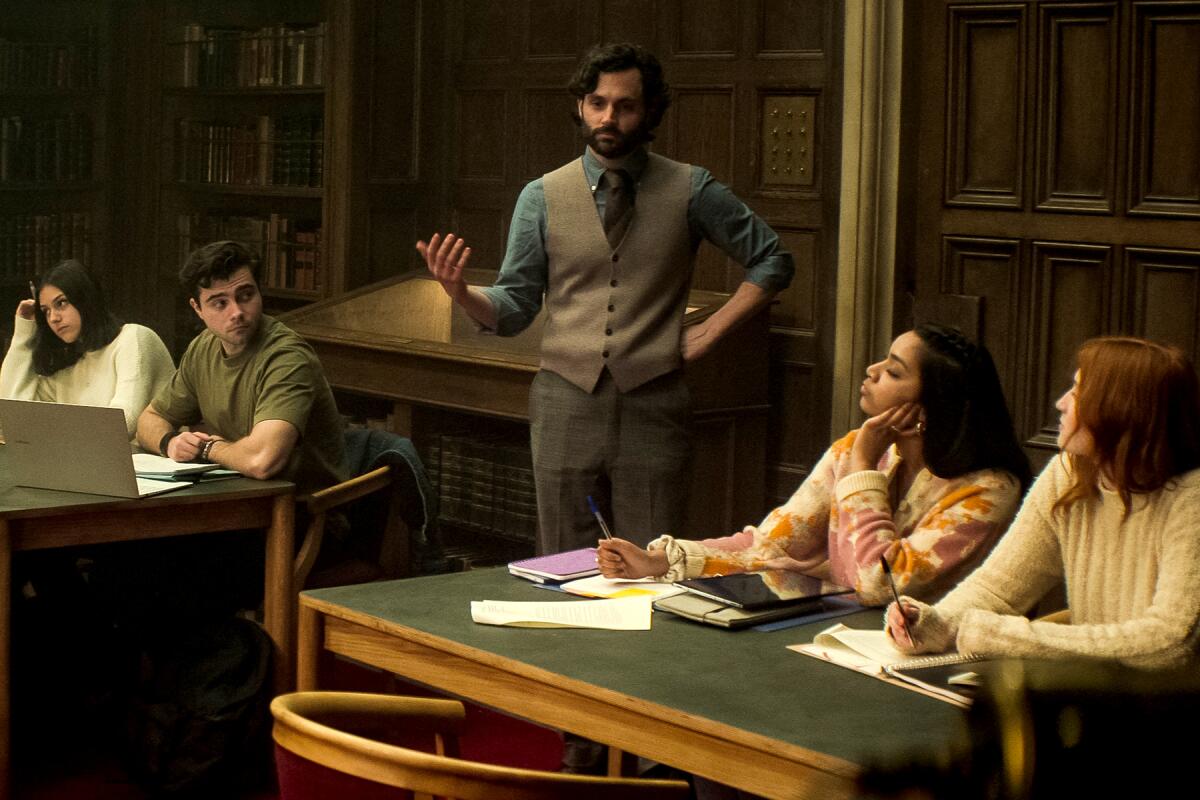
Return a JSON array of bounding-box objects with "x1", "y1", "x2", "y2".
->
[{"x1": 886, "y1": 599, "x2": 923, "y2": 651}]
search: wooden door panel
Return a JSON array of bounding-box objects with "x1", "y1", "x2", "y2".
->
[
  {"x1": 1034, "y1": 2, "x2": 1119, "y2": 213},
  {"x1": 1130, "y1": 247, "x2": 1200, "y2": 359},
  {"x1": 940, "y1": 235, "x2": 1023, "y2": 393},
  {"x1": 912, "y1": 0, "x2": 1200, "y2": 463},
  {"x1": 1028, "y1": 241, "x2": 1115, "y2": 445},
  {"x1": 1130, "y1": 4, "x2": 1200, "y2": 216},
  {"x1": 946, "y1": 4, "x2": 1027, "y2": 208}
]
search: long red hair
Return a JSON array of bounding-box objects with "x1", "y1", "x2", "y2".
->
[{"x1": 1055, "y1": 337, "x2": 1200, "y2": 513}]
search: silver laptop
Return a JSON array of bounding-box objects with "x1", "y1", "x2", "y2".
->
[{"x1": 0, "y1": 399, "x2": 187, "y2": 498}]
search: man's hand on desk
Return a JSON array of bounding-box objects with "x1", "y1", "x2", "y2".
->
[
  {"x1": 167, "y1": 430, "x2": 219, "y2": 462},
  {"x1": 597, "y1": 538, "x2": 669, "y2": 579}
]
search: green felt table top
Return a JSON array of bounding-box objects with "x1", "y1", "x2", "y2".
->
[{"x1": 306, "y1": 567, "x2": 968, "y2": 766}]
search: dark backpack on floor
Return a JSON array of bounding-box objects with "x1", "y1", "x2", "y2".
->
[{"x1": 124, "y1": 616, "x2": 273, "y2": 797}]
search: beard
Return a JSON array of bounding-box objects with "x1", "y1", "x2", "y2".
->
[{"x1": 583, "y1": 122, "x2": 647, "y2": 159}]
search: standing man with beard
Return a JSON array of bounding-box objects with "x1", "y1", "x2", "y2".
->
[{"x1": 418, "y1": 43, "x2": 793, "y2": 557}]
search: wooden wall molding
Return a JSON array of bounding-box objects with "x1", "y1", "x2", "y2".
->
[{"x1": 832, "y1": 0, "x2": 903, "y2": 438}]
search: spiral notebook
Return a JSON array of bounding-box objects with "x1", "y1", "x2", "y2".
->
[{"x1": 789, "y1": 623, "x2": 988, "y2": 706}]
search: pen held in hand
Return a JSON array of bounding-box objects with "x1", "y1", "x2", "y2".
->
[
  {"x1": 880, "y1": 554, "x2": 918, "y2": 647},
  {"x1": 586, "y1": 495, "x2": 613, "y2": 540}
]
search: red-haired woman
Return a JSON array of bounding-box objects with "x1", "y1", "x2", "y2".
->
[{"x1": 888, "y1": 336, "x2": 1200, "y2": 668}]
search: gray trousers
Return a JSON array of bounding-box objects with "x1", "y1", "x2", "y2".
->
[{"x1": 530, "y1": 368, "x2": 691, "y2": 553}]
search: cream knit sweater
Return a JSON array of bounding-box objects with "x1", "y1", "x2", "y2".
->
[
  {"x1": 905, "y1": 456, "x2": 1200, "y2": 669},
  {"x1": 0, "y1": 315, "x2": 175, "y2": 439}
]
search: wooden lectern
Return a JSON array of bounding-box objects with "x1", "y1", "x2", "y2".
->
[{"x1": 282, "y1": 271, "x2": 770, "y2": 539}]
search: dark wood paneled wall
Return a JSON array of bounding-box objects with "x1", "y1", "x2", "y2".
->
[
  {"x1": 906, "y1": 0, "x2": 1200, "y2": 468},
  {"x1": 352, "y1": 0, "x2": 843, "y2": 514}
]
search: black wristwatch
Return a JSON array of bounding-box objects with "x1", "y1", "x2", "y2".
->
[{"x1": 159, "y1": 430, "x2": 179, "y2": 457}]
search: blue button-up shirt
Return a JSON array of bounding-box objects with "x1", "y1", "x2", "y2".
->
[{"x1": 480, "y1": 148, "x2": 795, "y2": 336}]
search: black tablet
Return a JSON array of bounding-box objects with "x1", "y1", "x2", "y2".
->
[{"x1": 676, "y1": 572, "x2": 853, "y2": 610}]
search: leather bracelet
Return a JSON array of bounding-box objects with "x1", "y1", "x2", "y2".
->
[
  {"x1": 159, "y1": 430, "x2": 178, "y2": 457},
  {"x1": 199, "y1": 439, "x2": 215, "y2": 462}
]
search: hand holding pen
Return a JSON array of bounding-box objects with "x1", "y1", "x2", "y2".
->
[
  {"x1": 880, "y1": 554, "x2": 919, "y2": 649},
  {"x1": 15, "y1": 281, "x2": 37, "y2": 320}
]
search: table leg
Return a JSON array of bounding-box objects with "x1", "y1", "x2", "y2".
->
[
  {"x1": 263, "y1": 495, "x2": 295, "y2": 694},
  {"x1": 0, "y1": 522, "x2": 10, "y2": 798},
  {"x1": 607, "y1": 746, "x2": 637, "y2": 777},
  {"x1": 297, "y1": 600, "x2": 321, "y2": 691}
]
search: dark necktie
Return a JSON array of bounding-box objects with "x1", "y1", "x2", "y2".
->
[{"x1": 602, "y1": 168, "x2": 633, "y2": 248}]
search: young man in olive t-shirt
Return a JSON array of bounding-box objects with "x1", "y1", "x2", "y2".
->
[{"x1": 136, "y1": 240, "x2": 345, "y2": 494}]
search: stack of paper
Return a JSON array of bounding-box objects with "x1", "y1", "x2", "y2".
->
[
  {"x1": 132, "y1": 453, "x2": 239, "y2": 481},
  {"x1": 470, "y1": 596, "x2": 652, "y2": 630},
  {"x1": 790, "y1": 623, "x2": 986, "y2": 706}
]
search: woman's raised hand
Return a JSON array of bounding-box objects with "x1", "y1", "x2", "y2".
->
[
  {"x1": 850, "y1": 401, "x2": 923, "y2": 473},
  {"x1": 16, "y1": 299, "x2": 34, "y2": 320}
]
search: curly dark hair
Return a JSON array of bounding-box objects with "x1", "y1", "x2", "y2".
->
[
  {"x1": 914, "y1": 323, "x2": 1032, "y2": 490},
  {"x1": 179, "y1": 240, "x2": 261, "y2": 302},
  {"x1": 30, "y1": 259, "x2": 122, "y2": 376},
  {"x1": 567, "y1": 42, "x2": 672, "y2": 135}
]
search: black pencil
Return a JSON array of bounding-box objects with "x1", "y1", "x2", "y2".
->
[{"x1": 880, "y1": 554, "x2": 917, "y2": 647}]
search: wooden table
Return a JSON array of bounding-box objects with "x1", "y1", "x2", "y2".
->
[
  {"x1": 298, "y1": 568, "x2": 967, "y2": 800},
  {"x1": 0, "y1": 460, "x2": 294, "y2": 796}
]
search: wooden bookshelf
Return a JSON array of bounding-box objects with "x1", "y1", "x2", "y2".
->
[
  {"x1": 149, "y1": 0, "x2": 340, "y2": 352},
  {"x1": 0, "y1": 1, "x2": 113, "y2": 339}
]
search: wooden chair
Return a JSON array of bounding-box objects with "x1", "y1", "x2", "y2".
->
[
  {"x1": 271, "y1": 692, "x2": 692, "y2": 800},
  {"x1": 293, "y1": 464, "x2": 408, "y2": 589},
  {"x1": 294, "y1": 426, "x2": 441, "y2": 589}
]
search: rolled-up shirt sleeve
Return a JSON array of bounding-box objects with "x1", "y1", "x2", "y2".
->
[
  {"x1": 477, "y1": 179, "x2": 550, "y2": 337},
  {"x1": 688, "y1": 167, "x2": 794, "y2": 292}
]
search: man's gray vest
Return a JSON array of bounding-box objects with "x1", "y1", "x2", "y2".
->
[{"x1": 541, "y1": 152, "x2": 695, "y2": 393}]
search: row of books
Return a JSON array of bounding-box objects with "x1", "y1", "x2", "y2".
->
[
  {"x1": 177, "y1": 212, "x2": 322, "y2": 293},
  {"x1": 174, "y1": 115, "x2": 323, "y2": 188},
  {"x1": 424, "y1": 434, "x2": 538, "y2": 543},
  {"x1": 0, "y1": 114, "x2": 94, "y2": 183},
  {"x1": 0, "y1": 35, "x2": 98, "y2": 90},
  {"x1": 0, "y1": 212, "x2": 93, "y2": 279},
  {"x1": 173, "y1": 23, "x2": 324, "y2": 89}
]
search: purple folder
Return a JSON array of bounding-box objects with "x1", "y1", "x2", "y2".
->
[{"x1": 508, "y1": 547, "x2": 600, "y2": 582}]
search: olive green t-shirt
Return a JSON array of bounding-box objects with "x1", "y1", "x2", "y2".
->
[{"x1": 152, "y1": 315, "x2": 346, "y2": 494}]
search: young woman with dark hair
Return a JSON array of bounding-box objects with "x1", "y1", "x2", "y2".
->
[
  {"x1": 0, "y1": 259, "x2": 174, "y2": 438},
  {"x1": 888, "y1": 336, "x2": 1200, "y2": 668},
  {"x1": 597, "y1": 325, "x2": 1031, "y2": 605}
]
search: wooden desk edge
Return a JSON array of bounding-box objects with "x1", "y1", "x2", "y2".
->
[{"x1": 297, "y1": 595, "x2": 860, "y2": 800}]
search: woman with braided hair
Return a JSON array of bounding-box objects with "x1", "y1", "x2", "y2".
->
[
  {"x1": 888, "y1": 337, "x2": 1200, "y2": 667},
  {"x1": 597, "y1": 324, "x2": 1031, "y2": 605}
]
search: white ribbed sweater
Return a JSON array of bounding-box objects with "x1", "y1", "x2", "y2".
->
[
  {"x1": 0, "y1": 316, "x2": 175, "y2": 439},
  {"x1": 913, "y1": 456, "x2": 1200, "y2": 669}
]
